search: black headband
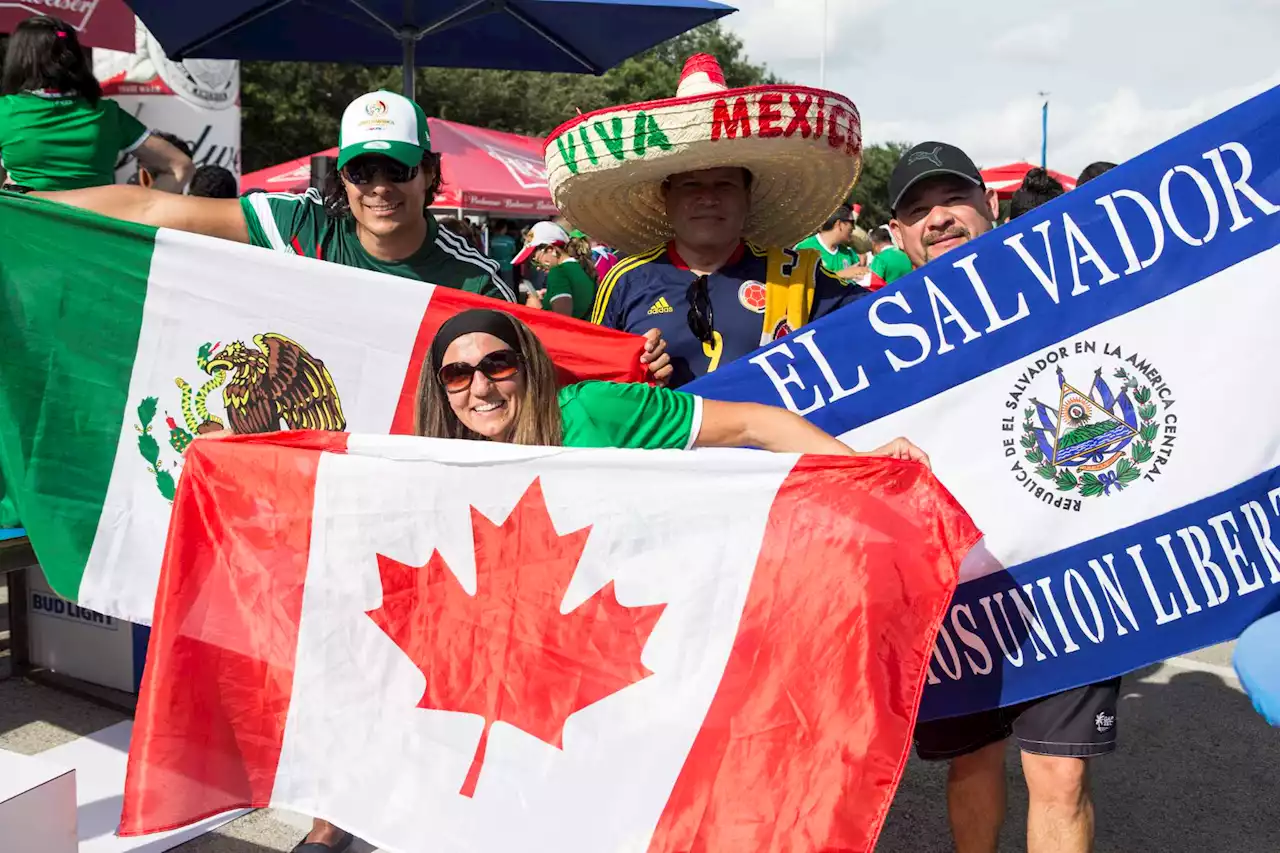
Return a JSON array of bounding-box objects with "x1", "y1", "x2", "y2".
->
[{"x1": 430, "y1": 309, "x2": 523, "y2": 369}]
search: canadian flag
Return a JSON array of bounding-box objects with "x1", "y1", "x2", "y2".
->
[{"x1": 121, "y1": 432, "x2": 978, "y2": 852}]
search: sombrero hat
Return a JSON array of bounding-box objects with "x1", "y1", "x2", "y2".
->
[{"x1": 543, "y1": 54, "x2": 863, "y2": 256}]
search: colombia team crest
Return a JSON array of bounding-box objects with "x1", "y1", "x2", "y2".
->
[
  {"x1": 1003, "y1": 340, "x2": 1177, "y2": 509},
  {"x1": 738, "y1": 280, "x2": 767, "y2": 314},
  {"x1": 134, "y1": 334, "x2": 345, "y2": 500}
]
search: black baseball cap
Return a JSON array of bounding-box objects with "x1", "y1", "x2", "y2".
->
[{"x1": 889, "y1": 142, "x2": 985, "y2": 215}]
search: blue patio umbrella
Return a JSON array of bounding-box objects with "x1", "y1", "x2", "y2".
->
[{"x1": 123, "y1": 0, "x2": 736, "y2": 98}]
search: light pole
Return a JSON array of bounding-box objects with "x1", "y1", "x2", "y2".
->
[{"x1": 1039, "y1": 91, "x2": 1050, "y2": 169}]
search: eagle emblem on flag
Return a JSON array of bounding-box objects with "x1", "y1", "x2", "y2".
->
[{"x1": 135, "y1": 334, "x2": 345, "y2": 500}]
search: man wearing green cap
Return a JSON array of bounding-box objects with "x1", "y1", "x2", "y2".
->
[{"x1": 35, "y1": 90, "x2": 514, "y2": 301}]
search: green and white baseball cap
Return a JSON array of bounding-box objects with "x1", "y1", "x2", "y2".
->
[{"x1": 337, "y1": 90, "x2": 431, "y2": 170}]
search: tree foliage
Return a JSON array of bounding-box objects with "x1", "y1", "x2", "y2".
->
[
  {"x1": 239, "y1": 22, "x2": 912, "y2": 232},
  {"x1": 240, "y1": 22, "x2": 777, "y2": 173},
  {"x1": 847, "y1": 141, "x2": 912, "y2": 230}
]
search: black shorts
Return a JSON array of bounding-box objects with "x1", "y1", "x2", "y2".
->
[{"x1": 915, "y1": 677, "x2": 1122, "y2": 760}]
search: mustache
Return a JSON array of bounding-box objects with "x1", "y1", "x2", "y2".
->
[{"x1": 922, "y1": 225, "x2": 971, "y2": 246}]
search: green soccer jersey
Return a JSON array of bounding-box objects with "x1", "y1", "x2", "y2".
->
[
  {"x1": 544, "y1": 259, "x2": 596, "y2": 320},
  {"x1": 795, "y1": 234, "x2": 859, "y2": 274},
  {"x1": 869, "y1": 246, "x2": 914, "y2": 288},
  {"x1": 239, "y1": 190, "x2": 516, "y2": 301},
  {"x1": 488, "y1": 233, "x2": 517, "y2": 272},
  {"x1": 558, "y1": 381, "x2": 701, "y2": 450},
  {"x1": 0, "y1": 92, "x2": 148, "y2": 190}
]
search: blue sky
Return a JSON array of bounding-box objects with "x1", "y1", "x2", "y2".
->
[{"x1": 720, "y1": 0, "x2": 1280, "y2": 176}]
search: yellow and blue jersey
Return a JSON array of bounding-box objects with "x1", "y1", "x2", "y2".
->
[{"x1": 591, "y1": 241, "x2": 866, "y2": 387}]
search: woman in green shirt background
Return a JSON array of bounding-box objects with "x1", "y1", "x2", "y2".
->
[
  {"x1": 0, "y1": 15, "x2": 192, "y2": 192},
  {"x1": 517, "y1": 220, "x2": 599, "y2": 320},
  {"x1": 417, "y1": 308, "x2": 929, "y2": 464}
]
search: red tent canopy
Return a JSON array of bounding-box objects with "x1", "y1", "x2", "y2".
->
[
  {"x1": 980, "y1": 162, "x2": 1077, "y2": 199},
  {"x1": 241, "y1": 118, "x2": 557, "y2": 217}
]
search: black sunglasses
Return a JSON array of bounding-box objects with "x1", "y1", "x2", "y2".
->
[
  {"x1": 341, "y1": 155, "x2": 419, "y2": 186},
  {"x1": 685, "y1": 275, "x2": 715, "y2": 345},
  {"x1": 437, "y1": 350, "x2": 524, "y2": 393}
]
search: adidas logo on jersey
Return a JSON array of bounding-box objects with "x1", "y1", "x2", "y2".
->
[{"x1": 648, "y1": 296, "x2": 675, "y2": 315}]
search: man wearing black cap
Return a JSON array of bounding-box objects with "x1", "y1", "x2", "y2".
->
[
  {"x1": 887, "y1": 142, "x2": 1000, "y2": 269},
  {"x1": 889, "y1": 142, "x2": 1118, "y2": 853}
]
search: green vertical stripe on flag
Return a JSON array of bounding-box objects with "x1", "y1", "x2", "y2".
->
[{"x1": 0, "y1": 192, "x2": 157, "y2": 599}]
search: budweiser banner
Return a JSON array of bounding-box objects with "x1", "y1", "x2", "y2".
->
[
  {"x1": 93, "y1": 18, "x2": 240, "y2": 182},
  {"x1": 0, "y1": 0, "x2": 134, "y2": 51}
]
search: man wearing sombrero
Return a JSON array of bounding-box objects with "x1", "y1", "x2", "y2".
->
[{"x1": 544, "y1": 54, "x2": 867, "y2": 387}]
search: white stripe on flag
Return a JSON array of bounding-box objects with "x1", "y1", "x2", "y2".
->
[
  {"x1": 271, "y1": 440, "x2": 798, "y2": 852},
  {"x1": 840, "y1": 242, "x2": 1280, "y2": 576}
]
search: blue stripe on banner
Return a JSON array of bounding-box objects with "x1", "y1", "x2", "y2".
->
[
  {"x1": 689, "y1": 85, "x2": 1280, "y2": 438},
  {"x1": 688, "y1": 84, "x2": 1280, "y2": 719},
  {"x1": 919, "y1": 466, "x2": 1280, "y2": 721}
]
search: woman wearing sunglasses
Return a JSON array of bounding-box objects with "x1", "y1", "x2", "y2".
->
[{"x1": 418, "y1": 308, "x2": 928, "y2": 464}]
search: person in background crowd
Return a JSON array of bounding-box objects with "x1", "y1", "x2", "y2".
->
[
  {"x1": 187, "y1": 164, "x2": 238, "y2": 199},
  {"x1": 0, "y1": 15, "x2": 192, "y2": 193},
  {"x1": 863, "y1": 225, "x2": 912, "y2": 290},
  {"x1": 131, "y1": 130, "x2": 195, "y2": 190},
  {"x1": 572, "y1": 228, "x2": 619, "y2": 281},
  {"x1": 515, "y1": 220, "x2": 598, "y2": 319},
  {"x1": 1009, "y1": 167, "x2": 1066, "y2": 220},
  {"x1": 151, "y1": 130, "x2": 192, "y2": 158},
  {"x1": 563, "y1": 54, "x2": 865, "y2": 388},
  {"x1": 487, "y1": 219, "x2": 518, "y2": 291},
  {"x1": 889, "y1": 140, "x2": 1118, "y2": 853},
  {"x1": 1077, "y1": 160, "x2": 1117, "y2": 185},
  {"x1": 515, "y1": 221, "x2": 547, "y2": 295},
  {"x1": 795, "y1": 204, "x2": 863, "y2": 280},
  {"x1": 847, "y1": 202, "x2": 873, "y2": 255},
  {"x1": 1236, "y1": 611, "x2": 1280, "y2": 727},
  {"x1": 438, "y1": 215, "x2": 484, "y2": 252}
]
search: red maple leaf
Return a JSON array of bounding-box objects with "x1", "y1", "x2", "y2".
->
[{"x1": 366, "y1": 478, "x2": 666, "y2": 797}]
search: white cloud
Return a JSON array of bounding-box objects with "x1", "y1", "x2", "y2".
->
[
  {"x1": 1062, "y1": 73, "x2": 1280, "y2": 167},
  {"x1": 722, "y1": 0, "x2": 887, "y2": 75},
  {"x1": 866, "y1": 70, "x2": 1280, "y2": 175},
  {"x1": 720, "y1": 0, "x2": 1280, "y2": 176},
  {"x1": 989, "y1": 15, "x2": 1074, "y2": 64}
]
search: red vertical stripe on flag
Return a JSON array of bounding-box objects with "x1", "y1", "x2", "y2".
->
[
  {"x1": 647, "y1": 456, "x2": 979, "y2": 853},
  {"x1": 388, "y1": 288, "x2": 649, "y2": 435},
  {"x1": 119, "y1": 431, "x2": 350, "y2": 835}
]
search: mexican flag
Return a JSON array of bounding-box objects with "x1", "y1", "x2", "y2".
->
[
  {"x1": 122, "y1": 433, "x2": 978, "y2": 852},
  {"x1": 0, "y1": 192, "x2": 646, "y2": 625}
]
